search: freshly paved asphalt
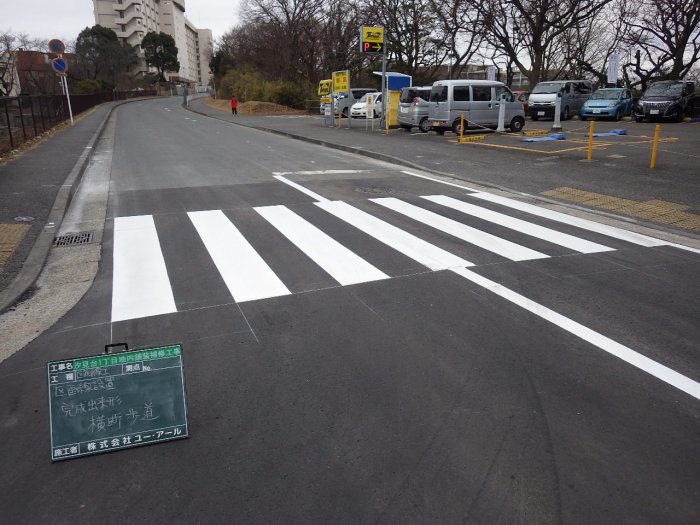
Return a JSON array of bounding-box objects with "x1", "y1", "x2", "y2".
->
[{"x1": 0, "y1": 97, "x2": 699, "y2": 524}]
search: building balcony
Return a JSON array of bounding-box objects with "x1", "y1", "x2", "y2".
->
[{"x1": 112, "y1": 1, "x2": 140, "y2": 11}]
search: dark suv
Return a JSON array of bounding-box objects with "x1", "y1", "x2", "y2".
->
[{"x1": 634, "y1": 80, "x2": 695, "y2": 122}]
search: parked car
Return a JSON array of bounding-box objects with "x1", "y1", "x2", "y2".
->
[
  {"x1": 397, "y1": 86, "x2": 432, "y2": 132},
  {"x1": 428, "y1": 80, "x2": 526, "y2": 133},
  {"x1": 528, "y1": 80, "x2": 592, "y2": 120},
  {"x1": 634, "y1": 80, "x2": 696, "y2": 122},
  {"x1": 350, "y1": 92, "x2": 382, "y2": 118},
  {"x1": 579, "y1": 88, "x2": 633, "y2": 120},
  {"x1": 333, "y1": 88, "x2": 377, "y2": 118}
]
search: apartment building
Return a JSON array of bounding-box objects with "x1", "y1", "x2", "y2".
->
[{"x1": 92, "y1": 0, "x2": 212, "y2": 86}]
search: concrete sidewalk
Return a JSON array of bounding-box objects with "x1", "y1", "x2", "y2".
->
[
  {"x1": 0, "y1": 98, "x2": 155, "y2": 311},
  {"x1": 188, "y1": 98, "x2": 700, "y2": 238}
]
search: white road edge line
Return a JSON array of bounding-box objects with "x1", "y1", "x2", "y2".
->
[
  {"x1": 274, "y1": 175, "x2": 329, "y2": 202},
  {"x1": 452, "y1": 266, "x2": 700, "y2": 401}
]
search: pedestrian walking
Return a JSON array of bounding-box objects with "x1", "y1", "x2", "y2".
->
[{"x1": 230, "y1": 96, "x2": 238, "y2": 115}]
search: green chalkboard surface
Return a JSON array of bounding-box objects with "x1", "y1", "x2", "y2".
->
[{"x1": 47, "y1": 344, "x2": 189, "y2": 461}]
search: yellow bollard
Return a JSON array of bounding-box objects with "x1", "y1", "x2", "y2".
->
[
  {"x1": 460, "y1": 114, "x2": 465, "y2": 142},
  {"x1": 650, "y1": 124, "x2": 661, "y2": 169},
  {"x1": 586, "y1": 119, "x2": 595, "y2": 161}
]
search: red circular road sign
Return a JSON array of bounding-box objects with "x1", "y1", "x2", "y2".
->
[{"x1": 48, "y1": 39, "x2": 65, "y2": 55}]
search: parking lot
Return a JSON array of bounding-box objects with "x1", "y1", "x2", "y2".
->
[{"x1": 189, "y1": 98, "x2": 700, "y2": 236}]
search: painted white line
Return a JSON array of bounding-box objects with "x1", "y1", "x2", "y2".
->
[
  {"x1": 372, "y1": 198, "x2": 549, "y2": 262},
  {"x1": 470, "y1": 192, "x2": 667, "y2": 247},
  {"x1": 423, "y1": 195, "x2": 614, "y2": 254},
  {"x1": 255, "y1": 205, "x2": 388, "y2": 286},
  {"x1": 451, "y1": 267, "x2": 700, "y2": 400},
  {"x1": 188, "y1": 210, "x2": 290, "y2": 302},
  {"x1": 274, "y1": 175, "x2": 329, "y2": 202},
  {"x1": 112, "y1": 215, "x2": 177, "y2": 322},
  {"x1": 315, "y1": 201, "x2": 472, "y2": 270},
  {"x1": 272, "y1": 170, "x2": 370, "y2": 176},
  {"x1": 400, "y1": 170, "x2": 480, "y2": 191}
]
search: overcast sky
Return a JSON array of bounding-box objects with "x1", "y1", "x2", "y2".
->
[{"x1": 2, "y1": 0, "x2": 240, "y2": 43}]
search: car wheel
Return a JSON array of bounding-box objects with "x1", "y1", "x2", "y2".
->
[
  {"x1": 635, "y1": 116, "x2": 643, "y2": 123},
  {"x1": 615, "y1": 108, "x2": 622, "y2": 121},
  {"x1": 561, "y1": 106, "x2": 570, "y2": 120},
  {"x1": 509, "y1": 116, "x2": 525, "y2": 133},
  {"x1": 418, "y1": 117, "x2": 431, "y2": 133},
  {"x1": 342, "y1": 107, "x2": 348, "y2": 118},
  {"x1": 452, "y1": 119, "x2": 464, "y2": 135}
]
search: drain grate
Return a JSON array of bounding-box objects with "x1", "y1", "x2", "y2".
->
[{"x1": 54, "y1": 231, "x2": 93, "y2": 246}]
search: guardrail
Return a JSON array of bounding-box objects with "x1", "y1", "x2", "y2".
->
[{"x1": 0, "y1": 90, "x2": 157, "y2": 155}]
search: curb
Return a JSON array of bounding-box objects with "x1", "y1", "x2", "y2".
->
[
  {"x1": 0, "y1": 98, "x2": 153, "y2": 315},
  {"x1": 185, "y1": 101, "x2": 700, "y2": 247}
]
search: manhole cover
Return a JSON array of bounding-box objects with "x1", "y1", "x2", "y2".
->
[
  {"x1": 14, "y1": 216, "x2": 35, "y2": 222},
  {"x1": 54, "y1": 231, "x2": 93, "y2": 246}
]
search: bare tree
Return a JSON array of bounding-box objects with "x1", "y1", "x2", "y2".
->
[
  {"x1": 478, "y1": 0, "x2": 614, "y2": 87},
  {"x1": 0, "y1": 31, "x2": 46, "y2": 96},
  {"x1": 430, "y1": 0, "x2": 485, "y2": 81},
  {"x1": 622, "y1": 0, "x2": 700, "y2": 90}
]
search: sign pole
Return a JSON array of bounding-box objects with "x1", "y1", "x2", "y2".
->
[
  {"x1": 381, "y1": 51, "x2": 387, "y2": 131},
  {"x1": 62, "y1": 75, "x2": 74, "y2": 126}
]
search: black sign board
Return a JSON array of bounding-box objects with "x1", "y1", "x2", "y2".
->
[{"x1": 47, "y1": 344, "x2": 188, "y2": 461}]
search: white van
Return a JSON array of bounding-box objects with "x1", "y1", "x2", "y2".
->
[
  {"x1": 428, "y1": 80, "x2": 525, "y2": 133},
  {"x1": 528, "y1": 80, "x2": 593, "y2": 121}
]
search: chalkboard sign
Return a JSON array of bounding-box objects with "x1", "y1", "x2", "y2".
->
[{"x1": 47, "y1": 344, "x2": 188, "y2": 461}]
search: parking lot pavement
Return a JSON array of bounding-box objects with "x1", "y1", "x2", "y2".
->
[{"x1": 188, "y1": 98, "x2": 700, "y2": 237}]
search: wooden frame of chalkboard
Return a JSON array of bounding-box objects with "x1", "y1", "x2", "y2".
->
[{"x1": 47, "y1": 343, "x2": 189, "y2": 461}]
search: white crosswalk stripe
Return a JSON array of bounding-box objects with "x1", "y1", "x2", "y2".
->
[
  {"x1": 188, "y1": 209, "x2": 291, "y2": 303},
  {"x1": 110, "y1": 193, "x2": 665, "y2": 322},
  {"x1": 422, "y1": 195, "x2": 614, "y2": 254},
  {"x1": 255, "y1": 205, "x2": 389, "y2": 286},
  {"x1": 112, "y1": 215, "x2": 177, "y2": 323},
  {"x1": 371, "y1": 197, "x2": 549, "y2": 261}
]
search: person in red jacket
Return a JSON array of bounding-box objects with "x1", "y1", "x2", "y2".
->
[{"x1": 230, "y1": 96, "x2": 238, "y2": 115}]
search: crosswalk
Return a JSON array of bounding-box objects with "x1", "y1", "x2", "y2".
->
[{"x1": 110, "y1": 190, "x2": 677, "y2": 323}]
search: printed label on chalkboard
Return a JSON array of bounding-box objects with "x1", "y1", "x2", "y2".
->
[{"x1": 47, "y1": 344, "x2": 189, "y2": 461}]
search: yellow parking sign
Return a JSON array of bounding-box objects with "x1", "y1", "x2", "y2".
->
[
  {"x1": 332, "y1": 70, "x2": 349, "y2": 93},
  {"x1": 318, "y1": 79, "x2": 332, "y2": 96},
  {"x1": 360, "y1": 26, "x2": 384, "y2": 53}
]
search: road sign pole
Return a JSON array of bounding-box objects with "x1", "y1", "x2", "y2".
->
[
  {"x1": 381, "y1": 51, "x2": 387, "y2": 131},
  {"x1": 62, "y1": 75, "x2": 74, "y2": 125}
]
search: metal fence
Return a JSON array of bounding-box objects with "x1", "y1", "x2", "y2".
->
[{"x1": 0, "y1": 90, "x2": 157, "y2": 155}]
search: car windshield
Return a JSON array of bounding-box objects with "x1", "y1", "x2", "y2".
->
[
  {"x1": 400, "y1": 89, "x2": 417, "y2": 103},
  {"x1": 645, "y1": 83, "x2": 684, "y2": 97},
  {"x1": 430, "y1": 85, "x2": 447, "y2": 102},
  {"x1": 590, "y1": 89, "x2": 621, "y2": 100},
  {"x1": 532, "y1": 82, "x2": 565, "y2": 94}
]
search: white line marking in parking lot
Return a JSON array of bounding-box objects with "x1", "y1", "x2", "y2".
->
[
  {"x1": 274, "y1": 175, "x2": 329, "y2": 202},
  {"x1": 452, "y1": 266, "x2": 700, "y2": 401}
]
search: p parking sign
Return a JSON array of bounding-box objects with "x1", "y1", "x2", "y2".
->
[{"x1": 360, "y1": 26, "x2": 384, "y2": 54}]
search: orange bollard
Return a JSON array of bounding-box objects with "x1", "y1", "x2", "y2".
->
[
  {"x1": 586, "y1": 119, "x2": 595, "y2": 161},
  {"x1": 650, "y1": 124, "x2": 661, "y2": 169}
]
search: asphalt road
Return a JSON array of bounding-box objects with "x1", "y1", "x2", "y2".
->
[{"x1": 1, "y1": 98, "x2": 699, "y2": 524}]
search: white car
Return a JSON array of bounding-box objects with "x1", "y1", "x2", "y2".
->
[{"x1": 350, "y1": 93, "x2": 383, "y2": 118}]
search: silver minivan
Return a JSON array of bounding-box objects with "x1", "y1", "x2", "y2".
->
[
  {"x1": 528, "y1": 80, "x2": 593, "y2": 121},
  {"x1": 428, "y1": 80, "x2": 525, "y2": 133},
  {"x1": 397, "y1": 86, "x2": 432, "y2": 132}
]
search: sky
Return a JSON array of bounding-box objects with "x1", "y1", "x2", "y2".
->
[{"x1": 2, "y1": 0, "x2": 240, "y2": 43}]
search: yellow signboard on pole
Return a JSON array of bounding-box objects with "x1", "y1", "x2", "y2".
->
[
  {"x1": 332, "y1": 70, "x2": 349, "y2": 93},
  {"x1": 318, "y1": 79, "x2": 332, "y2": 96},
  {"x1": 360, "y1": 26, "x2": 385, "y2": 54}
]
